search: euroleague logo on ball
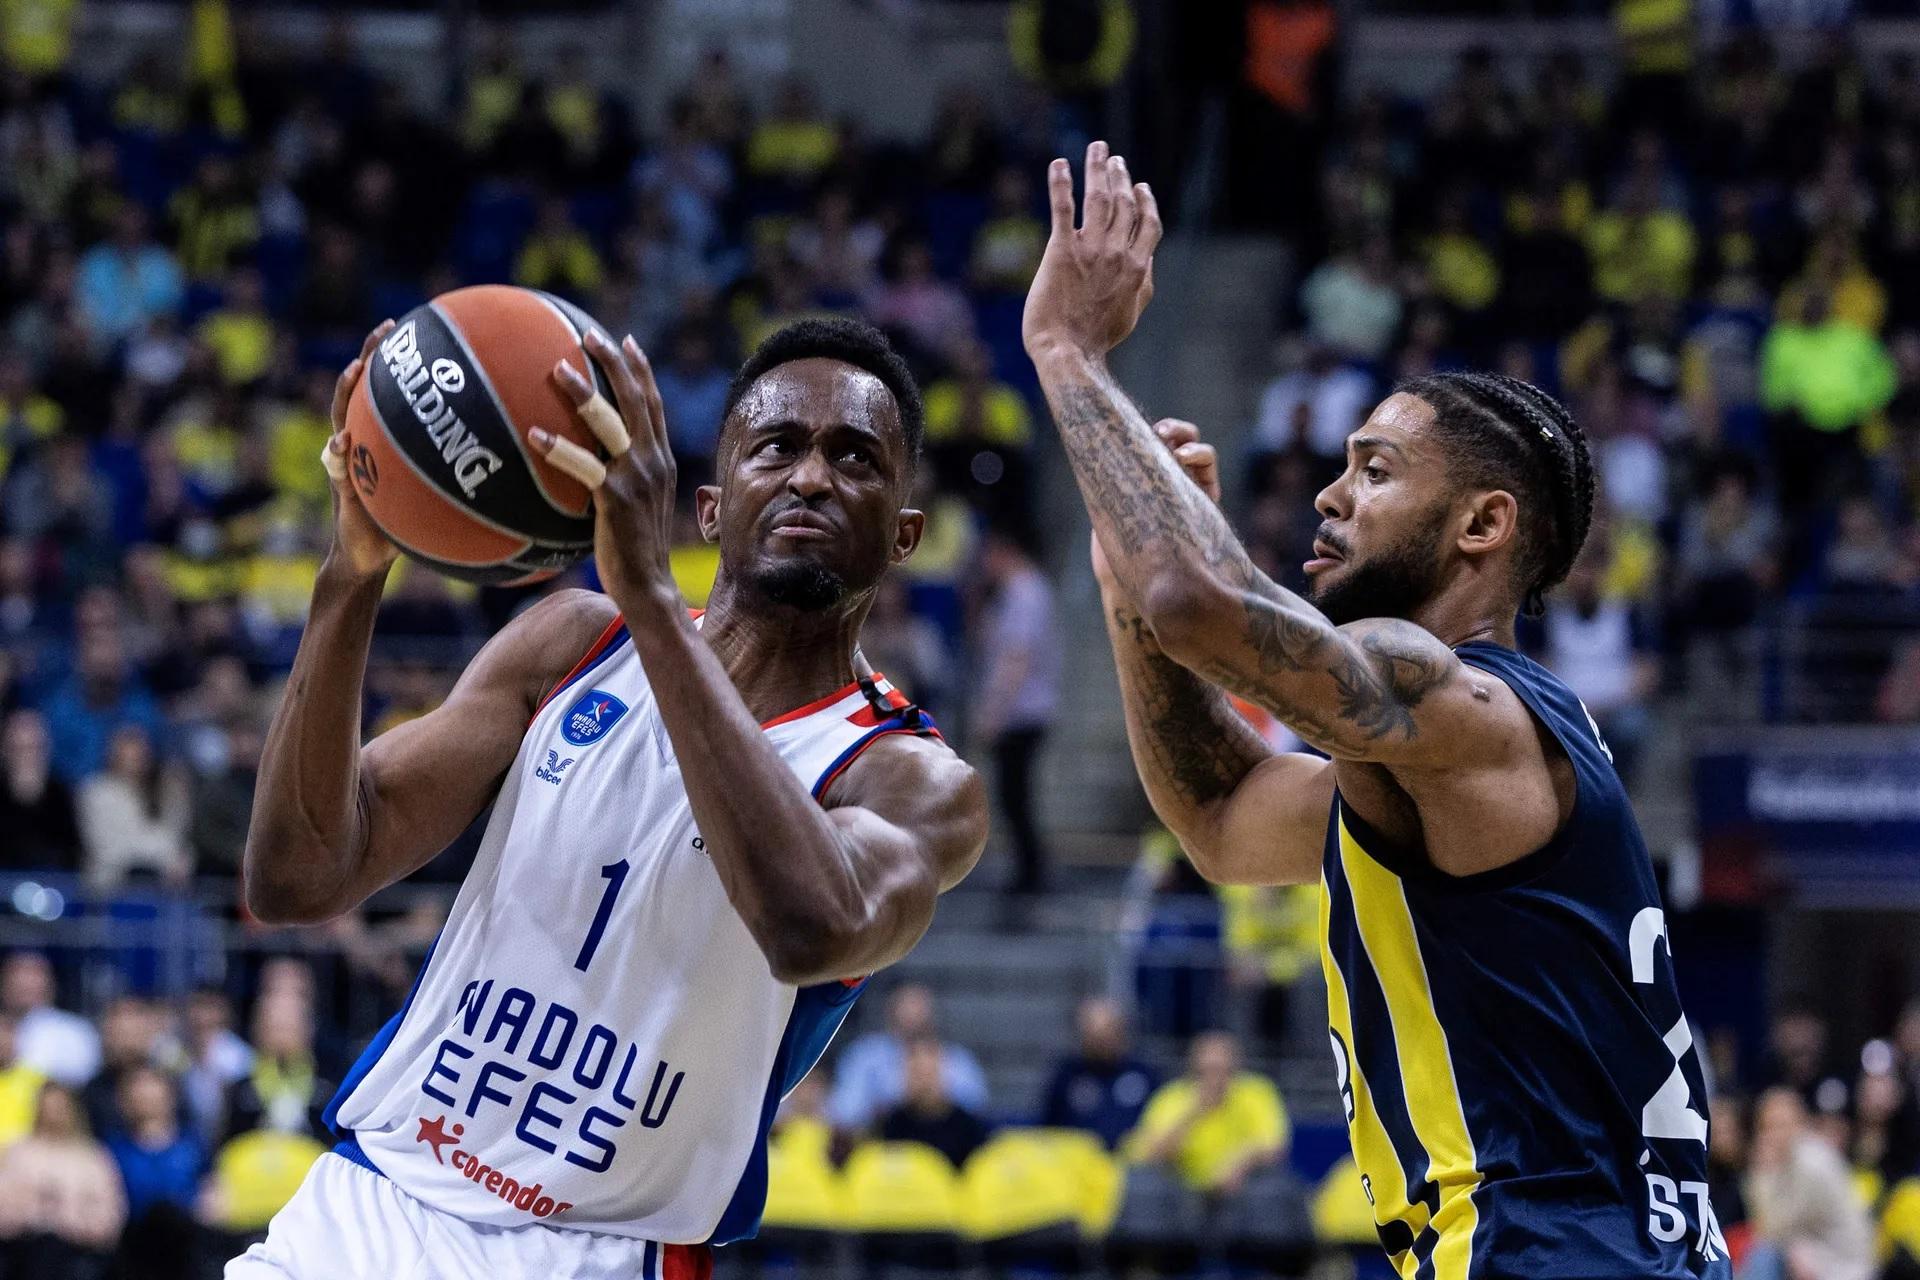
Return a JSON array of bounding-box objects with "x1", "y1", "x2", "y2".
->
[{"x1": 351, "y1": 443, "x2": 379, "y2": 494}]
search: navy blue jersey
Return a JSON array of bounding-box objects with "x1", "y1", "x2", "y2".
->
[{"x1": 1320, "y1": 642, "x2": 1729, "y2": 1280}]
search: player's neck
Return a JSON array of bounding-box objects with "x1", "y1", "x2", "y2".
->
[
  {"x1": 698, "y1": 582, "x2": 866, "y2": 723},
  {"x1": 1407, "y1": 592, "x2": 1513, "y2": 650}
]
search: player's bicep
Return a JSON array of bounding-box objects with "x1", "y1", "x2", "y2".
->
[
  {"x1": 353, "y1": 591, "x2": 616, "y2": 898},
  {"x1": 1195, "y1": 751, "x2": 1334, "y2": 886},
  {"x1": 806, "y1": 741, "x2": 988, "y2": 980}
]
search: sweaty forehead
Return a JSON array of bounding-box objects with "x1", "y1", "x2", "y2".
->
[{"x1": 731, "y1": 358, "x2": 900, "y2": 438}]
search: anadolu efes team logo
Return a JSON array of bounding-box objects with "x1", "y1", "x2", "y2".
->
[{"x1": 561, "y1": 688, "x2": 629, "y2": 746}]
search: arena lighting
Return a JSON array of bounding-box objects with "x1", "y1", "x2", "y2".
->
[
  {"x1": 9, "y1": 880, "x2": 65, "y2": 921},
  {"x1": 1862, "y1": 1038, "x2": 1896, "y2": 1076}
]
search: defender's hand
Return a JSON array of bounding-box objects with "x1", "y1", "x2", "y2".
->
[
  {"x1": 1091, "y1": 418, "x2": 1218, "y2": 590},
  {"x1": 532, "y1": 330, "x2": 681, "y2": 617},
  {"x1": 320, "y1": 320, "x2": 401, "y2": 581},
  {"x1": 1022, "y1": 141, "x2": 1163, "y2": 362}
]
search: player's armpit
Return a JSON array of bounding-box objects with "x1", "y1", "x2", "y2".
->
[
  {"x1": 1188, "y1": 751, "x2": 1334, "y2": 887},
  {"x1": 779, "y1": 735, "x2": 987, "y2": 985},
  {"x1": 246, "y1": 587, "x2": 616, "y2": 924}
]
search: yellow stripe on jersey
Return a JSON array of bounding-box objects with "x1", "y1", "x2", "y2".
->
[
  {"x1": 1320, "y1": 874, "x2": 1427, "y2": 1278},
  {"x1": 1338, "y1": 813, "x2": 1484, "y2": 1280}
]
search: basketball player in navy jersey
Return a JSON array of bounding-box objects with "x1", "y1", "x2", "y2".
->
[
  {"x1": 1026, "y1": 144, "x2": 1728, "y2": 1278},
  {"x1": 234, "y1": 317, "x2": 985, "y2": 1279}
]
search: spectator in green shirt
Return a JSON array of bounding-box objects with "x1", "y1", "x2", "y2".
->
[{"x1": 1761, "y1": 290, "x2": 1895, "y2": 521}]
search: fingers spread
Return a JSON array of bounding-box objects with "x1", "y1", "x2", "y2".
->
[
  {"x1": 1047, "y1": 157, "x2": 1075, "y2": 236},
  {"x1": 623, "y1": 335, "x2": 668, "y2": 451},
  {"x1": 580, "y1": 395, "x2": 632, "y2": 457},
  {"x1": 1133, "y1": 182, "x2": 1163, "y2": 256},
  {"x1": 583, "y1": 328, "x2": 655, "y2": 450},
  {"x1": 1081, "y1": 140, "x2": 1111, "y2": 235},
  {"x1": 1109, "y1": 155, "x2": 1137, "y2": 243},
  {"x1": 530, "y1": 428, "x2": 608, "y2": 488}
]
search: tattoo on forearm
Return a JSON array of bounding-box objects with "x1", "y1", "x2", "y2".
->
[
  {"x1": 1050, "y1": 373, "x2": 1457, "y2": 759},
  {"x1": 1109, "y1": 603, "x2": 1267, "y2": 808}
]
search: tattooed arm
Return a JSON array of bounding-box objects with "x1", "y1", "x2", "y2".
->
[
  {"x1": 1095, "y1": 421, "x2": 1329, "y2": 884},
  {"x1": 1023, "y1": 144, "x2": 1525, "y2": 767}
]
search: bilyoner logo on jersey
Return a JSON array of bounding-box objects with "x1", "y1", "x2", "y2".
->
[{"x1": 561, "y1": 689, "x2": 629, "y2": 747}]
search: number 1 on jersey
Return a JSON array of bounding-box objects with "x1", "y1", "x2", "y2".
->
[{"x1": 574, "y1": 859, "x2": 630, "y2": 972}]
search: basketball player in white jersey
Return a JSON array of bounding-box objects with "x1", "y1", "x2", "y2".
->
[{"x1": 229, "y1": 316, "x2": 986, "y2": 1280}]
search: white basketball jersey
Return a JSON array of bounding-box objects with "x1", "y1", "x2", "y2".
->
[{"x1": 325, "y1": 610, "x2": 938, "y2": 1248}]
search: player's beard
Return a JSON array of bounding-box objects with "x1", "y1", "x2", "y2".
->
[
  {"x1": 1308, "y1": 519, "x2": 1449, "y2": 627},
  {"x1": 752, "y1": 560, "x2": 849, "y2": 611}
]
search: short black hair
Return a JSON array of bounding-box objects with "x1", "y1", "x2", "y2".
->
[
  {"x1": 720, "y1": 317, "x2": 924, "y2": 467},
  {"x1": 1395, "y1": 371, "x2": 1596, "y2": 616}
]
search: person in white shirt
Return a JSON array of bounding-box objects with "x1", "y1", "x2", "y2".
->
[
  {"x1": 970, "y1": 526, "x2": 1063, "y2": 894},
  {"x1": 1, "y1": 952, "x2": 100, "y2": 1088}
]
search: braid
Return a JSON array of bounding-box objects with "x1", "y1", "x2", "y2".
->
[{"x1": 1395, "y1": 371, "x2": 1596, "y2": 616}]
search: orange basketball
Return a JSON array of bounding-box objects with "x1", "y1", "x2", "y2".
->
[{"x1": 342, "y1": 285, "x2": 613, "y2": 585}]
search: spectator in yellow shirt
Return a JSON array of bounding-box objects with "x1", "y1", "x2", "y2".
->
[
  {"x1": 0, "y1": 348, "x2": 63, "y2": 481},
  {"x1": 1587, "y1": 174, "x2": 1695, "y2": 306},
  {"x1": 1222, "y1": 883, "x2": 1320, "y2": 1046},
  {"x1": 1125, "y1": 1031, "x2": 1289, "y2": 1194},
  {"x1": 0, "y1": 0, "x2": 76, "y2": 81},
  {"x1": 515, "y1": 197, "x2": 603, "y2": 303},
  {"x1": 746, "y1": 78, "x2": 839, "y2": 190},
  {"x1": 168, "y1": 155, "x2": 258, "y2": 284},
  {"x1": 0, "y1": 1009, "x2": 45, "y2": 1147},
  {"x1": 1423, "y1": 190, "x2": 1500, "y2": 315},
  {"x1": 195, "y1": 267, "x2": 275, "y2": 388}
]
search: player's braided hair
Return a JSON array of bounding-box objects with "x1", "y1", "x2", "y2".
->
[{"x1": 1395, "y1": 371, "x2": 1596, "y2": 617}]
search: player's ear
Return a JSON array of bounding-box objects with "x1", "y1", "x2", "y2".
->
[
  {"x1": 1458, "y1": 488, "x2": 1518, "y2": 559},
  {"x1": 695, "y1": 485, "x2": 722, "y2": 543},
  {"x1": 890, "y1": 508, "x2": 925, "y2": 565}
]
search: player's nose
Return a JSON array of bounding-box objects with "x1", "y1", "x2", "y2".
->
[
  {"x1": 785, "y1": 445, "x2": 835, "y2": 500},
  {"x1": 1314, "y1": 472, "x2": 1348, "y2": 522}
]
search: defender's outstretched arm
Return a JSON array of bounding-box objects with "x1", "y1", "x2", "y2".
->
[{"x1": 1024, "y1": 145, "x2": 1503, "y2": 767}]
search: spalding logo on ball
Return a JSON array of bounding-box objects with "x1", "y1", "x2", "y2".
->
[{"x1": 343, "y1": 284, "x2": 614, "y2": 585}]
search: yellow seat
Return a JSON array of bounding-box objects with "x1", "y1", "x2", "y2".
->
[
  {"x1": 959, "y1": 1128, "x2": 1103, "y2": 1241},
  {"x1": 1311, "y1": 1155, "x2": 1378, "y2": 1246},
  {"x1": 841, "y1": 1141, "x2": 961, "y2": 1234},
  {"x1": 760, "y1": 1118, "x2": 845, "y2": 1232}
]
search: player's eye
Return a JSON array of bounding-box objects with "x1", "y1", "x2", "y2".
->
[
  {"x1": 1363, "y1": 463, "x2": 1387, "y2": 483},
  {"x1": 840, "y1": 445, "x2": 875, "y2": 466},
  {"x1": 756, "y1": 437, "x2": 794, "y2": 457}
]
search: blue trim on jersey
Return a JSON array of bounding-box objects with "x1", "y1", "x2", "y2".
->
[
  {"x1": 706, "y1": 978, "x2": 867, "y2": 1245},
  {"x1": 807, "y1": 710, "x2": 940, "y2": 802},
  {"x1": 323, "y1": 932, "x2": 442, "y2": 1139},
  {"x1": 331, "y1": 1135, "x2": 385, "y2": 1178},
  {"x1": 547, "y1": 625, "x2": 630, "y2": 712},
  {"x1": 642, "y1": 1241, "x2": 658, "y2": 1280}
]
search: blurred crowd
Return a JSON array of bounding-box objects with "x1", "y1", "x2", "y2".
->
[
  {"x1": 1234, "y1": 11, "x2": 1920, "y2": 786},
  {"x1": 8, "y1": 951, "x2": 1920, "y2": 1279},
  {"x1": 0, "y1": 5, "x2": 1076, "y2": 895}
]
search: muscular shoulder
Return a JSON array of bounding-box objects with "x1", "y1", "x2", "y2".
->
[
  {"x1": 826, "y1": 733, "x2": 987, "y2": 891},
  {"x1": 475, "y1": 588, "x2": 622, "y2": 713},
  {"x1": 1335, "y1": 618, "x2": 1541, "y2": 763}
]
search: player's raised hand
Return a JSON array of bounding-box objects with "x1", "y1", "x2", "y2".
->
[
  {"x1": 320, "y1": 319, "x2": 401, "y2": 580},
  {"x1": 532, "y1": 329, "x2": 682, "y2": 616},
  {"x1": 1022, "y1": 140, "x2": 1163, "y2": 362},
  {"x1": 1092, "y1": 418, "x2": 1219, "y2": 591}
]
